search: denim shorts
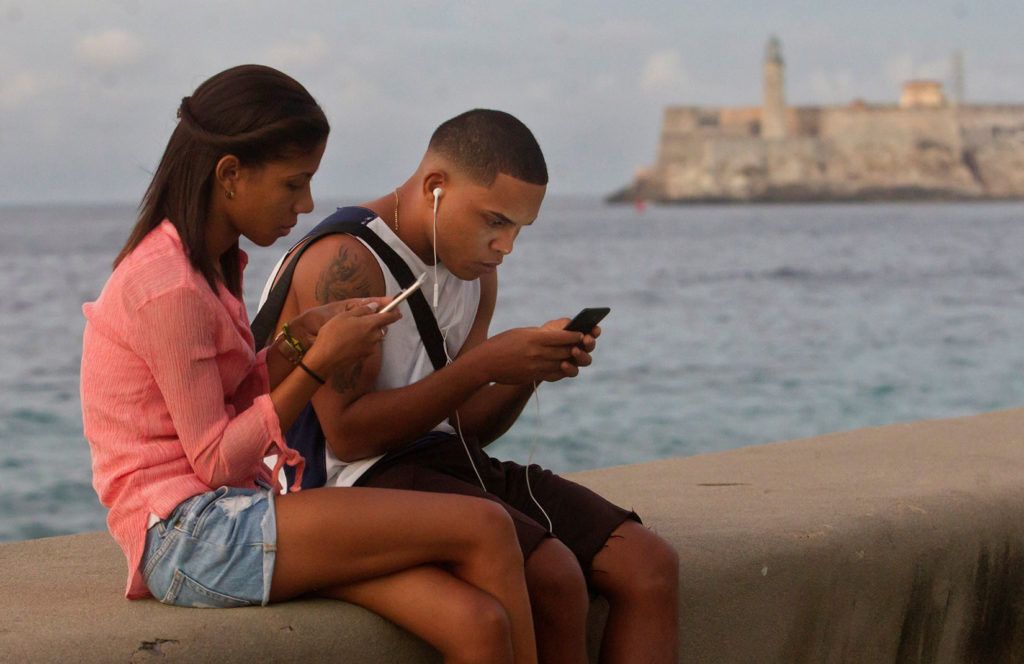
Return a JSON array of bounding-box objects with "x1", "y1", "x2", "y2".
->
[{"x1": 141, "y1": 485, "x2": 277, "y2": 608}]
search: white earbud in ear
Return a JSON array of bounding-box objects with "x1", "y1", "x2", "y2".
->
[{"x1": 431, "y1": 187, "x2": 444, "y2": 308}]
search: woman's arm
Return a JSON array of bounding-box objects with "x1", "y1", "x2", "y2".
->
[{"x1": 132, "y1": 286, "x2": 298, "y2": 488}]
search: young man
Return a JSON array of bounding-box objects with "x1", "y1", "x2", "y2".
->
[{"x1": 263, "y1": 110, "x2": 678, "y2": 663}]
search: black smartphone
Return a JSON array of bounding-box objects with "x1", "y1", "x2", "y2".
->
[{"x1": 564, "y1": 307, "x2": 610, "y2": 333}]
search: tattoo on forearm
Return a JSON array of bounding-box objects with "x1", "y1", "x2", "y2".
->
[
  {"x1": 331, "y1": 360, "x2": 364, "y2": 393},
  {"x1": 315, "y1": 246, "x2": 371, "y2": 304}
]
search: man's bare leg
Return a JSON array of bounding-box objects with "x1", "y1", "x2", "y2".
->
[
  {"x1": 590, "y1": 521, "x2": 679, "y2": 664},
  {"x1": 525, "y1": 538, "x2": 589, "y2": 664}
]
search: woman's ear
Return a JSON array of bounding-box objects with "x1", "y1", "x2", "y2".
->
[{"x1": 214, "y1": 154, "x2": 241, "y2": 199}]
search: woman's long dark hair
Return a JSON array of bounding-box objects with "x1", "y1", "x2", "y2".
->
[{"x1": 115, "y1": 64, "x2": 330, "y2": 297}]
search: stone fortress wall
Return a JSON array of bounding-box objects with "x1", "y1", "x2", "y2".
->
[{"x1": 620, "y1": 38, "x2": 1024, "y2": 203}]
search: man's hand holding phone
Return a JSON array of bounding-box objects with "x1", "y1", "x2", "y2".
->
[
  {"x1": 563, "y1": 307, "x2": 610, "y2": 335},
  {"x1": 467, "y1": 307, "x2": 609, "y2": 385},
  {"x1": 539, "y1": 307, "x2": 609, "y2": 376}
]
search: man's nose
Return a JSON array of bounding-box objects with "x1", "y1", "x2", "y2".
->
[{"x1": 493, "y1": 228, "x2": 519, "y2": 255}]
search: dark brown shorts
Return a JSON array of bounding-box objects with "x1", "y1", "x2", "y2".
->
[{"x1": 355, "y1": 433, "x2": 640, "y2": 579}]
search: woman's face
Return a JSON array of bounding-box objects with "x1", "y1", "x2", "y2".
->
[{"x1": 229, "y1": 140, "x2": 327, "y2": 247}]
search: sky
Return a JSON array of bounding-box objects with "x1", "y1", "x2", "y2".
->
[{"x1": 1, "y1": 0, "x2": 1022, "y2": 204}]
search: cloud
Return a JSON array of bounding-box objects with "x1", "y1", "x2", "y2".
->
[
  {"x1": 640, "y1": 49, "x2": 689, "y2": 96},
  {"x1": 0, "y1": 72, "x2": 44, "y2": 108},
  {"x1": 542, "y1": 17, "x2": 658, "y2": 48},
  {"x1": 808, "y1": 68, "x2": 856, "y2": 104},
  {"x1": 264, "y1": 33, "x2": 329, "y2": 70},
  {"x1": 75, "y1": 29, "x2": 144, "y2": 69},
  {"x1": 963, "y1": 62, "x2": 1024, "y2": 103},
  {"x1": 883, "y1": 54, "x2": 949, "y2": 89}
]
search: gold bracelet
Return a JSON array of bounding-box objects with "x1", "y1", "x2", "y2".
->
[{"x1": 273, "y1": 322, "x2": 307, "y2": 365}]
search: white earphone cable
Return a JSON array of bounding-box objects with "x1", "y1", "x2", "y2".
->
[
  {"x1": 444, "y1": 324, "x2": 488, "y2": 492},
  {"x1": 524, "y1": 381, "x2": 553, "y2": 533},
  {"x1": 432, "y1": 189, "x2": 440, "y2": 308}
]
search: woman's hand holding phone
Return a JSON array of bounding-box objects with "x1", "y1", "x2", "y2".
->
[{"x1": 294, "y1": 298, "x2": 400, "y2": 378}]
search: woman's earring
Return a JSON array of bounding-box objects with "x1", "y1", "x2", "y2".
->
[{"x1": 226, "y1": 190, "x2": 235, "y2": 200}]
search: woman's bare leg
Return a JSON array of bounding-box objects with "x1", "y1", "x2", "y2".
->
[
  {"x1": 272, "y1": 487, "x2": 537, "y2": 664},
  {"x1": 321, "y1": 565, "x2": 513, "y2": 664}
]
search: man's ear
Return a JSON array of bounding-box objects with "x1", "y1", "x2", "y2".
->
[
  {"x1": 422, "y1": 170, "x2": 448, "y2": 200},
  {"x1": 214, "y1": 154, "x2": 242, "y2": 198}
]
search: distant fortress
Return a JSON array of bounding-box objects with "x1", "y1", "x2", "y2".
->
[{"x1": 610, "y1": 37, "x2": 1024, "y2": 203}]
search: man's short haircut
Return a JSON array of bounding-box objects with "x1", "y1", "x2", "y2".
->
[{"x1": 428, "y1": 109, "x2": 548, "y2": 186}]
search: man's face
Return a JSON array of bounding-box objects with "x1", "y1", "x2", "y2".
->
[{"x1": 435, "y1": 172, "x2": 546, "y2": 280}]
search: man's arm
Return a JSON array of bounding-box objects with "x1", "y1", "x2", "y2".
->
[
  {"x1": 448, "y1": 273, "x2": 600, "y2": 445},
  {"x1": 443, "y1": 273, "x2": 531, "y2": 444},
  {"x1": 286, "y1": 235, "x2": 580, "y2": 462}
]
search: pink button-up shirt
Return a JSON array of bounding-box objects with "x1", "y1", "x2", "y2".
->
[{"x1": 81, "y1": 220, "x2": 303, "y2": 599}]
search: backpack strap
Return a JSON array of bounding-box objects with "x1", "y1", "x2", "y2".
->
[
  {"x1": 251, "y1": 207, "x2": 376, "y2": 351},
  {"x1": 251, "y1": 207, "x2": 447, "y2": 371},
  {"x1": 252, "y1": 207, "x2": 450, "y2": 489},
  {"x1": 348, "y1": 227, "x2": 448, "y2": 372}
]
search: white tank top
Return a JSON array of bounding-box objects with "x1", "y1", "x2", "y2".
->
[{"x1": 325, "y1": 217, "x2": 480, "y2": 486}]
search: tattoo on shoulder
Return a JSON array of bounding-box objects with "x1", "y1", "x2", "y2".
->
[{"x1": 315, "y1": 245, "x2": 371, "y2": 304}]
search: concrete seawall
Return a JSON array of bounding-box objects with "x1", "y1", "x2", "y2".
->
[{"x1": 4, "y1": 408, "x2": 1024, "y2": 662}]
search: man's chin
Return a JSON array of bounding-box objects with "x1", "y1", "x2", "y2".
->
[{"x1": 456, "y1": 263, "x2": 495, "y2": 281}]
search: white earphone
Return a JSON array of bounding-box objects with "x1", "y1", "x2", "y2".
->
[{"x1": 431, "y1": 187, "x2": 444, "y2": 307}]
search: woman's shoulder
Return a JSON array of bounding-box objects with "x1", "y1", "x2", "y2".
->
[{"x1": 114, "y1": 221, "x2": 206, "y2": 309}]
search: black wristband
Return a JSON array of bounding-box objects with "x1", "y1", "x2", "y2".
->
[{"x1": 297, "y1": 360, "x2": 326, "y2": 385}]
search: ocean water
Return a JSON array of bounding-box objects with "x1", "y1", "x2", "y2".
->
[{"x1": 3, "y1": 197, "x2": 1024, "y2": 542}]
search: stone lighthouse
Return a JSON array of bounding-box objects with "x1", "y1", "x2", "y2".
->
[{"x1": 761, "y1": 35, "x2": 787, "y2": 139}]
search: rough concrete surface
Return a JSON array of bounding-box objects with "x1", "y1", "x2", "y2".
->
[{"x1": 5, "y1": 408, "x2": 1024, "y2": 662}]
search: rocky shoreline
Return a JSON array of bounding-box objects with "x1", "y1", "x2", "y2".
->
[{"x1": 606, "y1": 183, "x2": 1024, "y2": 205}]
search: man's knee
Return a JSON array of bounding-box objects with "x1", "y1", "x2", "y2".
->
[
  {"x1": 593, "y1": 522, "x2": 679, "y2": 600},
  {"x1": 525, "y1": 538, "x2": 588, "y2": 611},
  {"x1": 638, "y1": 532, "x2": 680, "y2": 597}
]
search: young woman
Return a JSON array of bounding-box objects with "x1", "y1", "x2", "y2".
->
[{"x1": 80, "y1": 65, "x2": 537, "y2": 664}]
